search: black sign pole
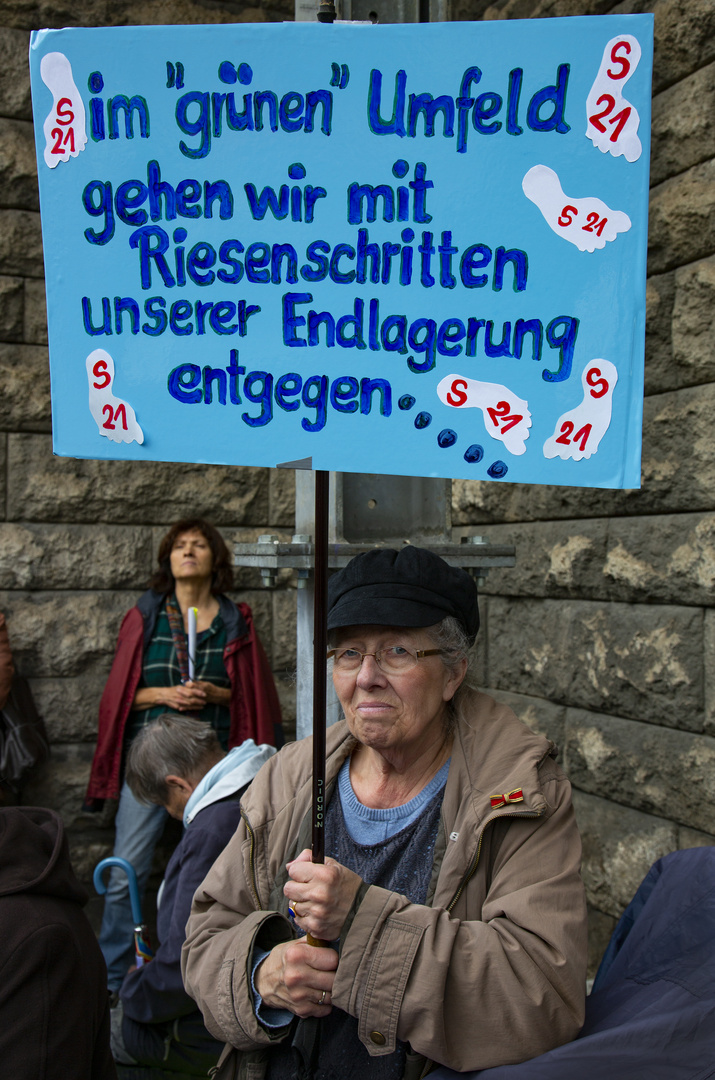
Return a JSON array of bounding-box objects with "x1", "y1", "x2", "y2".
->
[
  {"x1": 305, "y1": 0, "x2": 334, "y2": 953},
  {"x1": 307, "y1": 468, "x2": 329, "y2": 947}
]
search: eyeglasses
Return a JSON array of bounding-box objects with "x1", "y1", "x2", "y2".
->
[{"x1": 327, "y1": 645, "x2": 442, "y2": 674}]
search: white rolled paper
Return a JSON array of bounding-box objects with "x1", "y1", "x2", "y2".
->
[{"x1": 188, "y1": 606, "x2": 197, "y2": 681}]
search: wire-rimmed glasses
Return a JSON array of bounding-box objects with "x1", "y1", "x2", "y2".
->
[{"x1": 327, "y1": 645, "x2": 442, "y2": 674}]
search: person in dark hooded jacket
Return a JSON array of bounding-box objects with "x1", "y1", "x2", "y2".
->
[{"x1": 0, "y1": 805, "x2": 116, "y2": 1080}]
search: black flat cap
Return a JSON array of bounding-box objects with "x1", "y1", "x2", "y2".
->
[{"x1": 327, "y1": 546, "x2": 479, "y2": 645}]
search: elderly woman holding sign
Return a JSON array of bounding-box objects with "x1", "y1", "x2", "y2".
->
[{"x1": 182, "y1": 547, "x2": 586, "y2": 1077}]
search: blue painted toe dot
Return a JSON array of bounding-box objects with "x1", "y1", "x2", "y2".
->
[
  {"x1": 464, "y1": 444, "x2": 484, "y2": 463},
  {"x1": 398, "y1": 395, "x2": 416, "y2": 411},
  {"x1": 218, "y1": 61, "x2": 237, "y2": 84},
  {"x1": 237, "y1": 63, "x2": 253, "y2": 85},
  {"x1": 437, "y1": 429, "x2": 457, "y2": 448},
  {"x1": 414, "y1": 411, "x2": 432, "y2": 429},
  {"x1": 487, "y1": 460, "x2": 509, "y2": 479}
]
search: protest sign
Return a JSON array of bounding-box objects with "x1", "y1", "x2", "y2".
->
[{"x1": 30, "y1": 16, "x2": 652, "y2": 488}]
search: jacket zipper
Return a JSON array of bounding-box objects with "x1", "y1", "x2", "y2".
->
[
  {"x1": 240, "y1": 807, "x2": 261, "y2": 911},
  {"x1": 446, "y1": 808, "x2": 543, "y2": 913}
]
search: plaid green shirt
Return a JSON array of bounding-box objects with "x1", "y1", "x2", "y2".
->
[{"x1": 126, "y1": 598, "x2": 231, "y2": 747}]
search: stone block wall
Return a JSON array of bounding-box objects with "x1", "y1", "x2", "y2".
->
[
  {"x1": 2, "y1": 0, "x2": 713, "y2": 973},
  {"x1": 0, "y1": 0, "x2": 297, "y2": 904},
  {"x1": 452, "y1": 0, "x2": 715, "y2": 966}
]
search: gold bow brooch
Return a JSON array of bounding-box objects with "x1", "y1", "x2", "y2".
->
[{"x1": 490, "y1": 788, "x2": 524, "y2": 809}]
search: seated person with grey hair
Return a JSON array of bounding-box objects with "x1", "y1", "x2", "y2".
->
[{"x1": 111, "y1": 713, "x2": 275, "y2": 1077}]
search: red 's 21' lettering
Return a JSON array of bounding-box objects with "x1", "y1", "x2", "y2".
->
[
  {"x1": 589, "y1": 42, "x2": 633, "y2": 142},
  {"x1": 558, "y1": 207, "x2": 608, "y2": 235},
  {"x1": 590, "y1": 94, "x2": 615, "y2": 131},
  {"x1": 555, "y1": 421, "x2": 573, "y2": 445},
  {"x1": 582, "y1": 212, "x2": 607, "y2": 236},
  {"x1": 586, "y1": 366, "x2": 609, "y2": 398},
  {"x1": 55, "y1": 98, "x2": 74, "y2": 125},
  {"x1": 558, "y1": 205, "x2": 578, "y2": 227},
  {"x1": 607, "y1": 40, "x2": 632, "y2": 80},
  {"x1": 92, "y1": 359, "x2": 111, "y2": 389},
  {"x1": 50, "y1": 98, "x2": 76, "y2": 156},
  {"x1": 447, "y1": 378, "x2": 468, "y2": 407},
  {"x1": 557, "y1": 208, "x2": 609, "y2": 236},
  {"x1": 607, "y1": 106, "x2": 631, "y2": 142},
  {"x1": 487, "y1": 400, "x2": 523, "y2": 434},
  {"x1": 50, "y1": 127, "x2": 75, "y2": 155},
  {"x1": 555, "y1": 422, "x2": 592, "y2": 451},
  {"x1": 589, "y1": 94, "x2": 632, "y2": 143},
  {"x1": 102, "y1": 403, "x2": 128, "y2": 431}
]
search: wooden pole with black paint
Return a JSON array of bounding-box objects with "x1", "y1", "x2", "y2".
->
[{"x1": 307, "y1": 468, "x2": 329, "y2": 948}]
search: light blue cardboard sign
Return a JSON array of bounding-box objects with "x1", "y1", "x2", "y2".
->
[{"x1": 30, "y1": 16, "x2": 652, "y2": 488}]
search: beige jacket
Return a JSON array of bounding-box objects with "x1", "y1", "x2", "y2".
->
[{"x1": 182, "y1": 691, "x2": 587, "y2": 1075}]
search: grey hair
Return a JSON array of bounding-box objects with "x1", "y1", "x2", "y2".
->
[
  {"x1": 424, "y1": 616, "x2": 473, "y2": 674},
  {"x1": 125, "y1": 713, "x2": 222, "y2": 806},
  {"x1": 424, "y1": 616, "x2": 478, "y2": 732}
]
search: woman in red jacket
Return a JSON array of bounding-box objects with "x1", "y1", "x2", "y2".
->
[{"x1": 86, "y1": 517, "x2": 282, "y2": 992}]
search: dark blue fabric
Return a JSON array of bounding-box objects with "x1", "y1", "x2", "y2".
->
[
  {"x1": 590, "y1": 856, "x2": 661, "y2": 992},
  {"x1": 430, "y1": 847, "x2": 715, "y2": 1080},
  {"x1": 120, "y1": 795, "x2": 242, "y2": 1025}
]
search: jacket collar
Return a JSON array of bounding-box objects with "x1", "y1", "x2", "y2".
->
[
  {"x1": 217, "y1": 594, "x2": 247, "y2": 642},
  {"x1": 137, "y1": 589, "x2": 163, "y2": 648},
  {"x1": 275, "y1": 694, "x2": 554, "y2": 832},
  {"x1": 241, "y1": 696, "x2": 554, "y2": 859},
  {"x1": 185, "y1": 742, "x2": 276, "y2": 826},
  {"x1": 443, "y1": 689, "x2": 554, "y2": 834},
  {"x1": 314, "y1": 692, "x2": 554, "y2": 832},
  {"x1": 136, "y1": 589, "x2": 248, "y2": 648}
]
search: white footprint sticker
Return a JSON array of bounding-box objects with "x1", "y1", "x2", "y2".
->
[
  {"x1": 86, "y1": 349, "x2": 144, "y2": 445},
  {"x1": 39, "y1": 52, "x2": 87, "y2": 168},
  {"x1": 437, "y1": 375, "x2": 531, "y2": 456},
  {"x1": 543, "y1": 359, "x2": 618, "y2": 462},
  {"x1": 586, "y1": 35, "x2": 642, "y2": 162},
  {"x1": 523, "y1": 165, "x2": 631, "y2": 253}
]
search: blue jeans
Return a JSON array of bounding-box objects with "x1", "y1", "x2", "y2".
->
[{"x1": 99, "y1": 781, "x2": 168, "y2": 991}]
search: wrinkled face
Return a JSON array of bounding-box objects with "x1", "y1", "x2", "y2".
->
[
  {"x1": 331, "y1": 625, "x2": 466, "y2": 757},
  {"x1": 169, "y1": 529, "x2": 213, "y2": 584}
]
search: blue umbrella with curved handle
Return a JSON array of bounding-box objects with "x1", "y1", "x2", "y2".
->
[{"x1": 94, "y1": 856, "x2": 154, "y2": 966}]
